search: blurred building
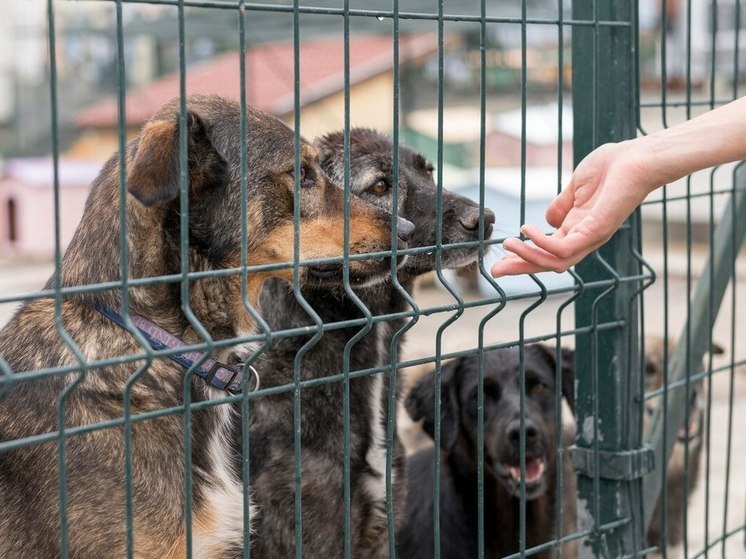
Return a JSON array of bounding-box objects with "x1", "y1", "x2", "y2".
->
[
  {"x1": 0, "y1": 2, "x2": 47, "y2": 152},
  {"x1": 72, "y1": 34, "x2": 443, "y2": 160},
  {"x1": 404, "y1": 103, "x2": 573, "y2": 170},
  {"x1": 0, "y1": 158, "x2": 99, "y2": 258},
  {"x1": 0, "y1": 33, "x2": 445, "y2": 258}
]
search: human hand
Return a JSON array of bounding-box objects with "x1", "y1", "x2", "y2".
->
[{"x1": 490, "y1": 140, "x2": 657, "y2": 277}]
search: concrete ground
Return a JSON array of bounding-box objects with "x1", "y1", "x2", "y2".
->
[{"x1": 0, "y1": 248, "x2": 744, "y2": 558}]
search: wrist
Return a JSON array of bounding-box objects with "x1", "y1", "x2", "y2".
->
[{"x1": 614, "y1": 137, "x2": 668, "y2": 199}]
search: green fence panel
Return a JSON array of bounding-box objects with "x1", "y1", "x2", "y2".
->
[{"x1": 3, "y1": 1, "x2": 746, "y2": 558}]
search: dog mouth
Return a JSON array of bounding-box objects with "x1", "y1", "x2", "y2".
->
[
  {"x1": 306, "y1": 256, "x2": 397, "y2": 286},
  {"x1": 404, "y1": 245, "x2": 486, "y2": 275},
  {"x1": 494, "y1": 457, "x2": 547, "y2": 498},
  {"x1": 647, "y1": 393, "x2": 702, "y2": 445},
  {"x1": 308, "y1": 265, "x2": 342, "y2": 281},
  {"x1": 677, "y1": 409, "x2": 703, "y2": 444}
]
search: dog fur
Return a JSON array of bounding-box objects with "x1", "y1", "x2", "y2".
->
[
  {"x1": 398, "y1": 344, "x2": 576, "y2": 559},
  {"x1": 242, "y1": 128, "x2": 495, "y2": 558},
  {"x1": 0, "y1": 96, "x2": 402, "y2": 559},
  {"x1": 644, "y1": 337, "x2": 723, "y2": 550}
]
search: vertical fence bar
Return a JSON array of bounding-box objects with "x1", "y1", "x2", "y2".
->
[
  {"x1": 113, "y1": 4, "x2": 156, "y2": 559},
  {"x1": 236, "y1": 3, "x2": 275, "y2": 557},
  {"x1": 238, "y1": 5, "x2": 251, "y2": 557},
  {"x1": 176, "y1": 0, "x2": 204, "y2": 552},
  {"x1": 291, "y1": 2, "x2": 305, "y2": 556},
  {"x1": 572, "y1": 1, "x2": 646, "y2": 557},
  {"x1": 552, "y1": 4, "x2": 579, "y2": 559},
  {"x1": 338, "y1": 3, "x2": 382, "y2": 557},
  {"x1": 46, "y1": 0, "x2": 69, "y2": 554},
  {"x1": 385, "y1": 2, "x2": 422, "y2": 556},
  {"x1": 474, "y1": 4, "x2": 508, "y2": 559},
  {"x1": 47, "y1": 2, "x2": 88, "y2": 556},
  {"x1": 386, "y1": 6, "x2": 403, "y2": 556},
  {"x1": 723, "y1": 6, "x2": 741, "y2": 556},
  {"x1": 518, "y1": 2, "x2": 529, "y2": 556},
  {"x1": 682, "y1": 1, "x2": 694, "y2": 554},
  {"x1": 341, "y1": 3, "x2": 352, "y2": 554},
  {"x1": 657, "y1": 2, "x2": 672, "y2": 554},
  {"x1": 238, "y1": 4, "x2": 253, "y2": 552},
  {"x1": 720, "y1": 164, "x2": 740, "y2": 559}
]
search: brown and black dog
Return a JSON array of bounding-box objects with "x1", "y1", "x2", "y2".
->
[
  {"x1": 644, "y1": 337, "x2": 723, "y2": 551},
  {"x1": 244, "y1": 128, "x2": 494, "y2": 558},
  {"x1": 0, "y1": 95, "x2": 410, "y2": 559},
  {"x1": 399, "y1": 344, "x2": 576, "y2": 559}
]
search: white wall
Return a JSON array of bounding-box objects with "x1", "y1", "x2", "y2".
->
[{"x1": 0, "y1": 2, "x2": 46, "y2": 124}]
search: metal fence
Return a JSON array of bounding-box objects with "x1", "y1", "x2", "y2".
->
[{"x1": 0, "y1": 1, "x2": 744, "y2": 558}]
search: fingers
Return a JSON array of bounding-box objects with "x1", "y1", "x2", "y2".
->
[
  {"x1": 545, "y1": 184, "x2": 575, "y2": 228},
  {"x1": 490, "y1": 254, "x2": 548, "y2": 277},
  {"x1": 520, "y1": 223, "x2": 593, "y2": 262},
  {"x1": 498, "y1": 236, "x2": 574, "y2": 274},
  {"x1": 490, "y1": 223, "x2": 604, "y2": 277}
]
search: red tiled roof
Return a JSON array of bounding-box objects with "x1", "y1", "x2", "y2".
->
[{"x1": 76, "y1": 33, "x2": 439, "y2": 128}]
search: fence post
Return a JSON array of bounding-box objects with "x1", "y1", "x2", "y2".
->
[{"x1": 571, "y1": 2, "x2": 649, "y2": 557}]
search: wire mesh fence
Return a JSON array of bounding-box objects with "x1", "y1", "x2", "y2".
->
[{"x1": 0, "y1": 1, "x2": 744, "y2": 558}]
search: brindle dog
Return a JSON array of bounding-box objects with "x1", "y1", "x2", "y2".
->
[
  {"x1": 243, "y1": 128, "x2": 495, "y2": 558},
  {"x1": 0, "y1": 96, "x2": 408, "y2": 559},
  {"x1": 644, "y1": 337, "x2": 723, "y2": 551}
]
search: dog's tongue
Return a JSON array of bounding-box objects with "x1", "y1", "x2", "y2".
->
[{"x1": 508, "y1": 458, "x2": 545, "y2": 483}]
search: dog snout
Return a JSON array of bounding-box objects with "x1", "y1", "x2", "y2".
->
[
  {"x1": 396, "y1": 217, "x2": 415, "y2": 243},
  {"x1": 507, "y1": 419, "x2": 539, "y2": 447},
  {"x1": 459, "y1": 208, "x2": 496, "y2": 238}
]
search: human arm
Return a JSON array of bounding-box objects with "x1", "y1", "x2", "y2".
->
[{"x1": 490, "y1": 96, "x2": 746, "y2": 277}]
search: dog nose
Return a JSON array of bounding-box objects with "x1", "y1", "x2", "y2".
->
[
  {"x1": 507, "y1": 419, "x2": 539, "y2": 446},
  {"x1": 396, "y1": 217, "x2": 415, "y2": 243},
  {"x1": 459, "y1": 208, "x2": 496, "y2": 239}
]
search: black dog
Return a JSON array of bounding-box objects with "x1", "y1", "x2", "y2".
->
[
  {"x1": 242, "y1": 128, "x2": 495, "y2": 558},
  {"x1": 398, "y1": 344, "x2": 575, "y2": 559}
]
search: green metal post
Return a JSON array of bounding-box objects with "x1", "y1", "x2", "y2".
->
[{"x1": 572, "y1": 1, "x2": 647, "y2": 557}]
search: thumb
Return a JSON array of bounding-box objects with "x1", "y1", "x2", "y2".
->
[{"x1": 545, "y1": 184, "x2": 575, "y2": 228}]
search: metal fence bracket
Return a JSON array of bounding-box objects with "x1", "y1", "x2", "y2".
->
[{"x1": 572, "y1": 445, "x2": 655, "y2": 481}]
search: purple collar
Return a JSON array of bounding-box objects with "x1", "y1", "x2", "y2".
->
[{"x1": 95, "y1": 305, "x2": 260, "y2": 393}]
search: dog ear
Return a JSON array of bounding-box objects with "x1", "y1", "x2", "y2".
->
[
  {"x1": 127, "y1": 111, "x2": 227, "y2": 207},
  {"x1": 405, "y1": 359, "x2": 461, "y2": 452},
  {"x1": 531, "y1": 343, "x2": 575, "y2": 413},
  {"x1": 312, "y1": 131, "x2": 344, "y2": 178},
  {"x1": 312, "y1": 131, "x2": 342, "y2": 159}
]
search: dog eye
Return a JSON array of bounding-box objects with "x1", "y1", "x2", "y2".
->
[
  {"x1": 426, "y1": 165, "x2": 434, "y2": 178},
  {"x1": 483, "y1": 383, "x2": 500, "y2": 400},
  {"x1": 529, "y1": 381, "x2": 547, "y2": 396},
  {"x1": 290, "y1": 167, "x2": 314, "y2": 188},
  {"x1": 370, "y1": 179, "x2": 390, "y2": 195},
  {"x1": 301, "y1": 168, "x2": 315, "y2": 188}
]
